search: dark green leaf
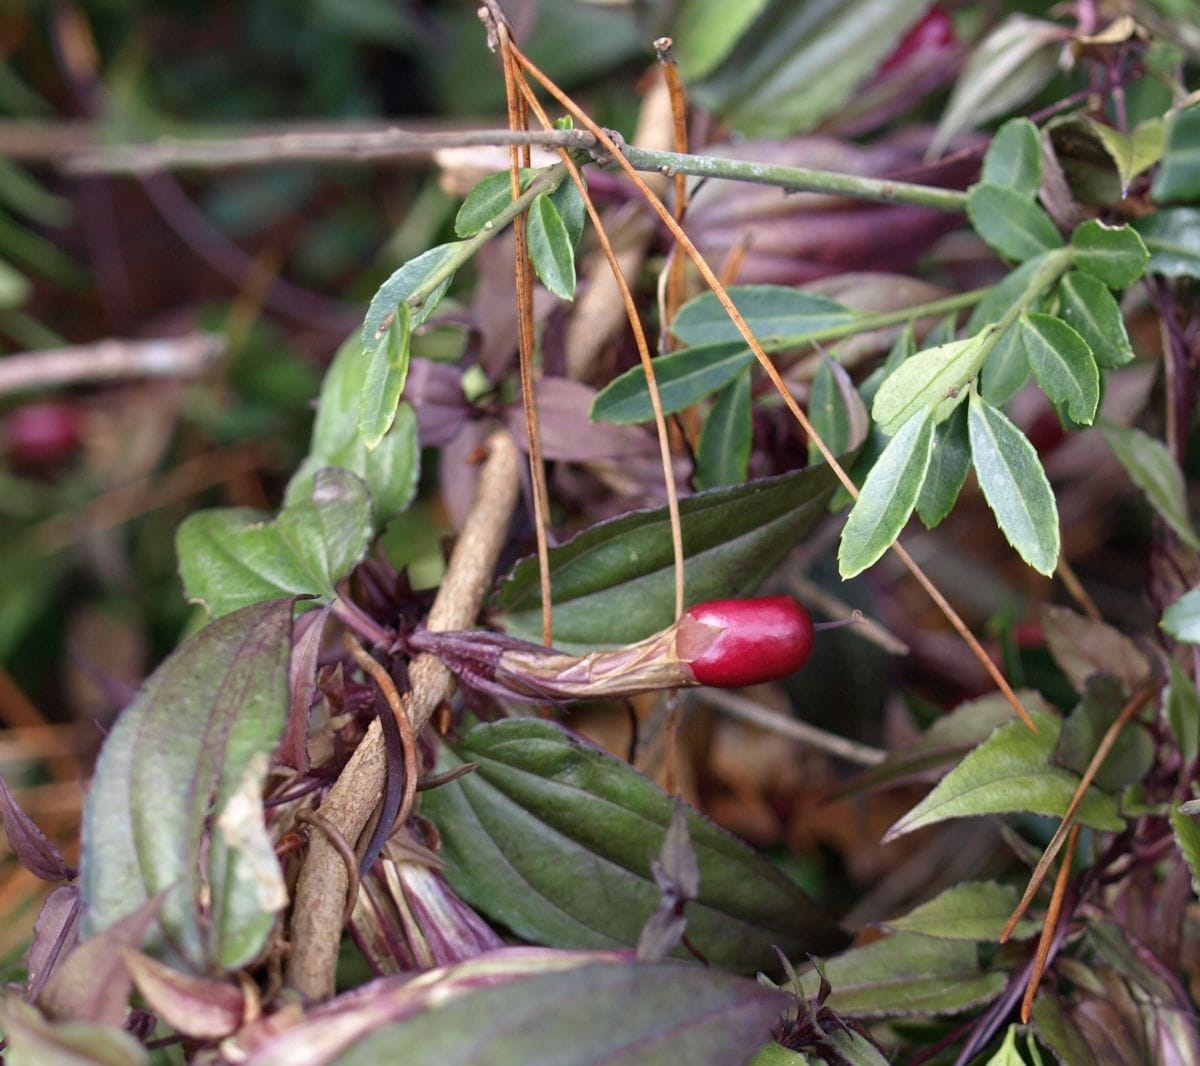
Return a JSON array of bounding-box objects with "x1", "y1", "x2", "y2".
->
[
  {"x1": 1032, "y1": 994, "x2": 1094, "y2": 1066},
  {"x1": 1162, "y1": 587, "x2": 1200, "y2": 644},
  {"x1": 884, "y1": 706, "x2": 1124, "y2": 841},
  {"x1": 872, "y1": 331, "x2": 991, "y2": 436},
  {"x1": 455, "y1": 169, "x2": 534, "y2": 237},
  {"x1": 359, "y1": 303, "x2": 411, "y2": 450},
  {"x1": 422, "y1": 720, "x2": 846, "y2": 971},
  {"x1": 695, "y1": 370, "x2": 751, "y2": 490},
  {"x1": 1057, "y1": 270, "x2": 1135, "y2": 368},
  {"x1": 1055, "y1": 675, "x2": 1154, "y2": 793},
  {"x1": 838, "y1": 408, "x2": 935, "y2": 579},
  {"x1": 550, "y1": 174, "x2": 586, "y2": 247},
  {"x1": 178, "y1": 468, "x2": 373, "y2": 618},
  {"x1": 526, "y1": 193, "x2": 575, "y2": 300},
  {"x1": 590, "y1": 342, "x2": 751, "y2": 425},
  {"x1": 917, "y1": 402, "x2": 971, "y2": 529},
  {"x1": 1070, "y1": 219, "x2": 1149, "y2": 288},
  {"x1": 671, "y1": 286, "x2": 854, "y2": 346},
  {"x1": 1171, "y1": 804, "x2": 1200, "y2": 894},
  {"x1": 1019, "y1": 312, "x2": 1099, "y2": 424},
  {"x1": 968, "y1": 393, "x2": 1060, "y2": 575},
  {"x1": 883, "y1": 882, "x2": 1039, "y2": 942},
  {"x1": 1100, "y1": 421, "x2": 1200, "y2": 549},
  {"x1": 80, "y1": 600, "x2": 291, "y2": 972},
  {"x1": 983, "y1": 118, "x2": 1043, "y2": 197},
  {"x1": 808, "y1": 355, "x2": 869, "y2": 465},
  {"x1": 362, "y1": 241, "x2": 462, "y2": 349},
  {"x1": 790, "y1": 933, "x2": 1005, "y2": 1017},
  {"x1": 979, "y1": 322, "x2": 1030, "y2": 405},
  {"x1": 1166, "y1": 659, "x2": 1199, "y2": 770},
  {"x1": 968, "y1": 183, "x2": 1064, "y2": 262},
  {"x1": 1132, "y1": 208, "x2": 1200, "y2": 278},
  {"x1": 1151, "y1": 103, "x2": 1200, "y2": 203},
  {"x1": 497, "y1": 464, "x2": 840, "y2": 649}
]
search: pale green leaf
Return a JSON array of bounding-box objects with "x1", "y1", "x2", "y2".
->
[
  {"x1": 671, "y1": 286, "x2": 853, "y2": 346},
  {"x1": 968, "y1": 183, "x2": 1064, "y2": 262},
  {"x1": 883, "y1": 882, "x2": 1039, "y2": 942},
  {"x1": 1092, "y1": 116, "x2": 1166, "y2": 193},
  {"x1": 1070, "y1": 219, "x2": 1149, "y2": 288},
  {"x1": 871, "y1": 331, "x2": 991, "y2": 436},
  {"x1": 1057, "y1": 270, "x2": 1134, "y2": 368},
  {"x1": 670, "y1": 0, "x2": 773, "y2": 81},
  {"x1": 361, "y1": 241, "x2": 462, "y2": 349},
  {"x1": 982, "y1": 118, "x2": 1043, "y2": 197},
  {"x1": 1162, "y1": 587, "x2": 1200, "y2": 644},
  {"x1": 1100, "y1": 421, "x2": 1200, "y2": 550},
  {"x1": 1019, "y1": 312, "x2": 1099, "y2": 424},
  {"x1": 359, "y1": 303, "x2": 411, "y2": 450},
  {"x1": 1171, "y1": 804, "x2": 1200, "y2": 894},
  {"x1": 454, "y1": 169, "x2": 533, "y2": 237},
  {"x1": 526, "y1": 193, "x2": 575, "y2": 300}
]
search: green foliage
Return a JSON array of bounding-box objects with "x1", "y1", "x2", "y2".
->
[
  {"x1": 358, "y1": 304, "x2": 411, "y2": 449},
  {"x1": 882, "y1": 882, "x2": 1039, "y2": 942},
  {"x1": 1152, "y1": 103, "x2": 1200, "y2": 202},
  {"x1": 1134, "y1": 207, "x2": 1200, "y2": 277},
  {"x1": 526, "y1": 192, "x2": 576, "y2": 300},
  {"x1": 695, "y1": 369, "x2": 752, "y2": 490},
  {"x1": 591, "y1": 342, "x2": 751, "y2": 424},
  {"x1": 671, "y1": 286, "x2": 854, "y2": 345},
  {"x1": 967, "y1": 183, "x2": 1063, "y2": 262},
  {"x1": 982, "y1": 118, "x2": 1043, "y2": 197},
  {"x1": 1100, "y1": 422, "x2": 1200, "y2": 549}
]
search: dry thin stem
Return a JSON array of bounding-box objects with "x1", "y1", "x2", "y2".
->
[
  {"x1": 285, "y1": 431, "x2": 521, "y2": 1001},
  {"x1": 0, "y1": 333, "x2": 223, "y2": 396},
  {"x1": 1056, "y1": 553, "x2": 1102, "y2": 622},
  {"x1": 1001, "y1": 682, "x2": 1156, "y2": 942},
  {"x1": 654, "y1": 36, "x2": 689, "y2": 341},
  {"x1": 510, "y1": 43, "x2": 1036, "y2": 732},
  {"x1": 342, "y1": 635, "x2": 419, "y2": 840},
  {"x1": 511, "y1": 59, "x2": 685, "y2": 621},
  {"x1": 1020, "y1": 823, "x2": 1080, "y2": 1024}
]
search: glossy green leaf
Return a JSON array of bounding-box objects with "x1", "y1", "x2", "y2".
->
[
  {"x1": 1100, "y1": 421, "x2": 1200, "y2": 549},
  {"x1": 871, "y1": 331, "x2": 991, "y2": 436},
  {"x1": 1151, "y1": 104, "x2": 1200, "y2": 203},
  {"x1": 838, "y1": 408, "x2": 935, "y2": 579},
  {"x1": 359, "y1": 303, "x2": 411, "y2": 450},
  {"x1": 526, "y1": 193, "x2": 575, "y2": 300},
  {"x1": 178, "y1": 468, "x2": 373, "y2": 618},
  {"x1": 1055, "y1": 675, "x2": 1155, "y2": 793},
  {"x1": 883, "y1": 882, "x2": 1039, "y2": 942},
  {"x1": 982, "y1": 118, "x2": 1043, "y2": 197},
  {"x1": 1091, "y1": 116, "x2": 1166, "y2": 194},
  {"x1": 695, "y1": 370, "x2": 751, "y2": 490},
  {"x1": 968, "y1": 393, "x2": 1060, "y2": 575},
  {"x1": 790, "y1": 933, "x2": 1005, "y2": 1018},
  {"x1": 1132, "y1": 208, "x2": 1200, "y2": 278},
  {"x1": 979, "y1": 322, "x2": 1030, "y2": 405},
  {"x1": 1070, "y1": 219, "x2": 1149, "y2": 288},
  {"x1": 1162, "y1": 587, "x2": 1200, "y2": 644},
  {"x1": 884, "y1": 707, "x2": 1125, "y2": 841},
  {"x1": 1019, "y1": 312, "x2": 1099, "y2": 424},
  {"x1": 671, "y1": 0, "x2": 772, "y2": 80},
  {"x1": 80, "y1": 600, "x2": 291, "y2": 972},
  {"x1": 1166, "y1": 659, "x2": 1200, "y2": 771},
  {"x1": 362, "y1": 241, "x2": 462, "y2": 349},
  {"x1": 917, "y1": 403, "x2": 971, "y2": 529},
  {"x1": 422, "y1": 719, "x2": 846, "y2": 971},
  {"x1": 497, "y1": 463, "x2": 840, "y2": 649},
  {"x1": 1171, "y1": 804, "x2": 1200, "y2": 894},
  {"x1": 590, "y1": 342, "x2": 751, "y2": 425},
  {"x1": 671, "y1": 286, "x2": 854, "y2": 346},
  {"x1": 930, "y1": 16, "x2": 1065, "y2": 158},
  {"x1": 968, "y1": 183, "x2": 1064, "y2": 262},
  {"x1": 808, "y1": 354, "x2": 869, "y2": 466},
  {"x1": 1057, "y1": 270, "x2": 1135, "y2": 368},
  {"x1": 454, "y1": 169, "x2": 533, "y2": 238},
  {"x1": 550, "y1": 174, "x2": 586, "y2": 247}
]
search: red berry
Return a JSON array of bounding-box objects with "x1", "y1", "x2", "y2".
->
[
  {"x1": 4, "y1": 401, "x2": 82, "y2": 466},
  {"x1": 879, "y1": 5, "x2": 956, "y2": 74},
  {"x1": 678, "y1": 596, "x2": 814, "y2": 688}
]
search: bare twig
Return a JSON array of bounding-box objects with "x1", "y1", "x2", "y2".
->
[
  {"x1": 0, "y1": 333, "x2": 223, "y2": 396},
  {"x1": 285, "y1": 431, "x2": 521, "y2": 1001}
]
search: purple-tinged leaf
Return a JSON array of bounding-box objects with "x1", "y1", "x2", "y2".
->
[
  {"x1": 505, "y1": 378, "x2": 658, "y2": 462},
  {"x1": 81, "y1": 599, "x2": 293, "y2": 973},
  {"x1": 39, "y1": 892, "x2": 164, "y2": 1026},
  {"x1": 124, "y1": 950, "x2": 245, "y2": 1039},
  {"x1": 0, "y1": 774, "x2": 72, "y2": 881},
  {"x1": 405, "y1": 358, "x2": 470, "y2": 448},
  {"x1": 0, "y1": 997, "x2": 147, "y2": 1066},
  {"x1": 26, "y1": 885, "x2": 80, "y2": 1001},
  {"x1": 637, "y1": 801, "x2": 700, "y2": 964},
  {"x1": 280, "y1": 605, "x2": 330, "y2": 772},
  {"x1": 1039, "y1": 604, "x2": 1154, "y2": 696}
]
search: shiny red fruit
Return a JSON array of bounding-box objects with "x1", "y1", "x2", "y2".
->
[
  {"x1": 879, "y1": 5, "x2": 956, "y2": 74},
  {"x1": 4, "y1": 400, "x2": 82, "y2": 466},
  {"x1": 680, "y1": 596, "x2": 814, "y2": 688}
]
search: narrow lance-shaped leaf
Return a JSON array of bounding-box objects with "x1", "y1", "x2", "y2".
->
[
  {"x1": 1100, "y1": 421, "x2": 1200, "y2": 550},
  {"x1": 1166, "y1": 658, "x2": 1200, "y2": 770},
  {"x1": 695, "y1": 370, "x2": 752, "y2": 490},
  {"x1": 1171, "y1": 805, "x2": 1200, "y2": 895},
  {"x1": 526, "y1": 193, "x2": 575, "y2": 300},
  {"x1": 872, "y1": 330, "x2": 992, "y2": 436},
  {"x1": 359, "y1": 302, "x2": 411, "y2": 450},
  {"x1": 1019, "y1": 311, "x2": 1099, "y2": 424},
  {"x1": 1152, "y1": 103, "x2": 1200, "y2": 204},
  {"x1": 808, "y1": 354, "x2": 869, "y2": 465},
  {"x1": 882, "y1": 881, "x2": 1039, "y2": 942},
  {"x1": 968, "y1": 392, "x2": 1060, "y2": 575},
  {"x1": 916, "y1": 402, "x2": 971, "y2": 530},
  {"x1": 968, "y1": 182, "x2": 1064, "y2": 262},
  {"x1": 839, "y1": 408, "x2": 935, "y2": 579},
  {"x1": 454, "y1": 168, "x2": 535, "y2": 237},
  {"x1": 979, "y1": 323, "x2": 1029, "y2": 405},
  {"x1": 671, "y1": 286, "x2": 854, "y2": 346},
  {"x1": 1057, "y1": 270, "x2": 1134, "y2": 368},
  {"x1": 1070, "y1": 219, "x2": 1149, "y2": 288},
  {"x1": 361, "y1": 241, "x2": 463, "y2": 350},
  {"x1": 983, "y1": 118, "x2": 1043, "y2": 197}
]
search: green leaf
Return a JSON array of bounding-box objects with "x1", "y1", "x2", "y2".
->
[
  {"x1": 422, "y1": 719, "x2": 846, "y2": 971},
  {"x1": 497, "y1": 464, "x2": 840, "y2": 649},
  {"x1": 966, "y1": 254, "x2": 1054, "y2": 334},
  {"x1": 590, "y1": 342, "x2": 752, "y2": 425},
  {"x1": 526, "y1": 193, "x2": 575, "y2": 300},
  {"x1": 178, "y1": 468, "x2": 374, "y2": 618},
  {"x1": 808, "y1": 354, "x2": 869, "y2": 465},
  {"x1": 968, "y1": 183, "x2": 1064, "y2": 262},
  {"x1": 982, "y1": 118, "x2": 1043, "y2": 197},
  {"x1": 1162, "y1": 587, "x2": 1200, "y2": 644},
  {"x1": 1019, "y1": 312, "x2": 1099, "y2": 424},
  {"x1": 1132, "y1": 207, "x2": 1200, "y2": 278},
  {"x1": 550, "y1": 174, "x2": 586, "y2": 247},
  {"x1": 979, "y1": 322, "x2": 1030, "y2": 405},
  {"x1": 790, "y1": 933, "x2": 1005, "y2": 1018},
  {"x1": 358, "y1": 303, "x2": 411, "y2": 450},
  {"x1": 929, "y1": 16, "x2": 1066, "y2": 158},
  {"x1": 1057, "y1": 270, "x2": 1135, "y2": 368},
  {"x1": 987, "y1": 1026, "x2": 1026, "y2": 1066},
  {"x1": 1070, "y1": 219, "x2": 1149, "y2": 288},
  {"x1": 1151, "y1": 104, "x2": 1200, "y2": 203},
  {"x1": 968, "y1": 393, "x2": 1060, "y2": 575},
  {"x1": 871, "y1": 331, "x2": 992, "y2": 436},
  {"x1": 670, "y1": 0, "x2": 773, "y2": 81},
  {"x1": 454, "y1": 169, "x2": 533, "y2": 238},
  {"x1": 80, "y1": 600, "x2": 291, "y2": 972},
  {"x1": 1100, "y1": 421, "x2": 1200, "y2": 550},
  {"x1": 286, "y1": 333, "x2": 419, "y2": 524},
  {"x1": 838, "y1": 408, "x2": 935, "y2": 579},
  {"x1": 671, "y1": 286, "x2": 854, "y2": 346},
  {"x1": 884, "y1": 707, "x2": 1125, "y2": 841},
  {"x1": 362, "y1": 241, "x2": 462, "y2": 349},
  {"x1": 1055, "y1": 675, "x2": 1154, "y2": 793},
  {"x1": 883, "y1": 882, "x2": 1039, "y2": 942},
  {"x1": 695, "y1": 370, "x2": 751, "y2": 490},
  {"x1": 1166, "y1": 659, "x2": 1200, "y2": 770},
  {"x1": 917, "y1": 402, "x2": 971, "y2": 529},
  {"x1": 1171, "y1": 803, "x2": 1200, "y2": 894},
  {"x1": 1091, "y1": 116, "x2": 1166, "y2": 194}
]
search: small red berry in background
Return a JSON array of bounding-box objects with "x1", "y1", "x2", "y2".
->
[
  {"x1": 3, "y1": 400, "x2": 83, "y2": 467},
  {"x1": 879, "y1": 5, "x2": 956, "y2": 74}
]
